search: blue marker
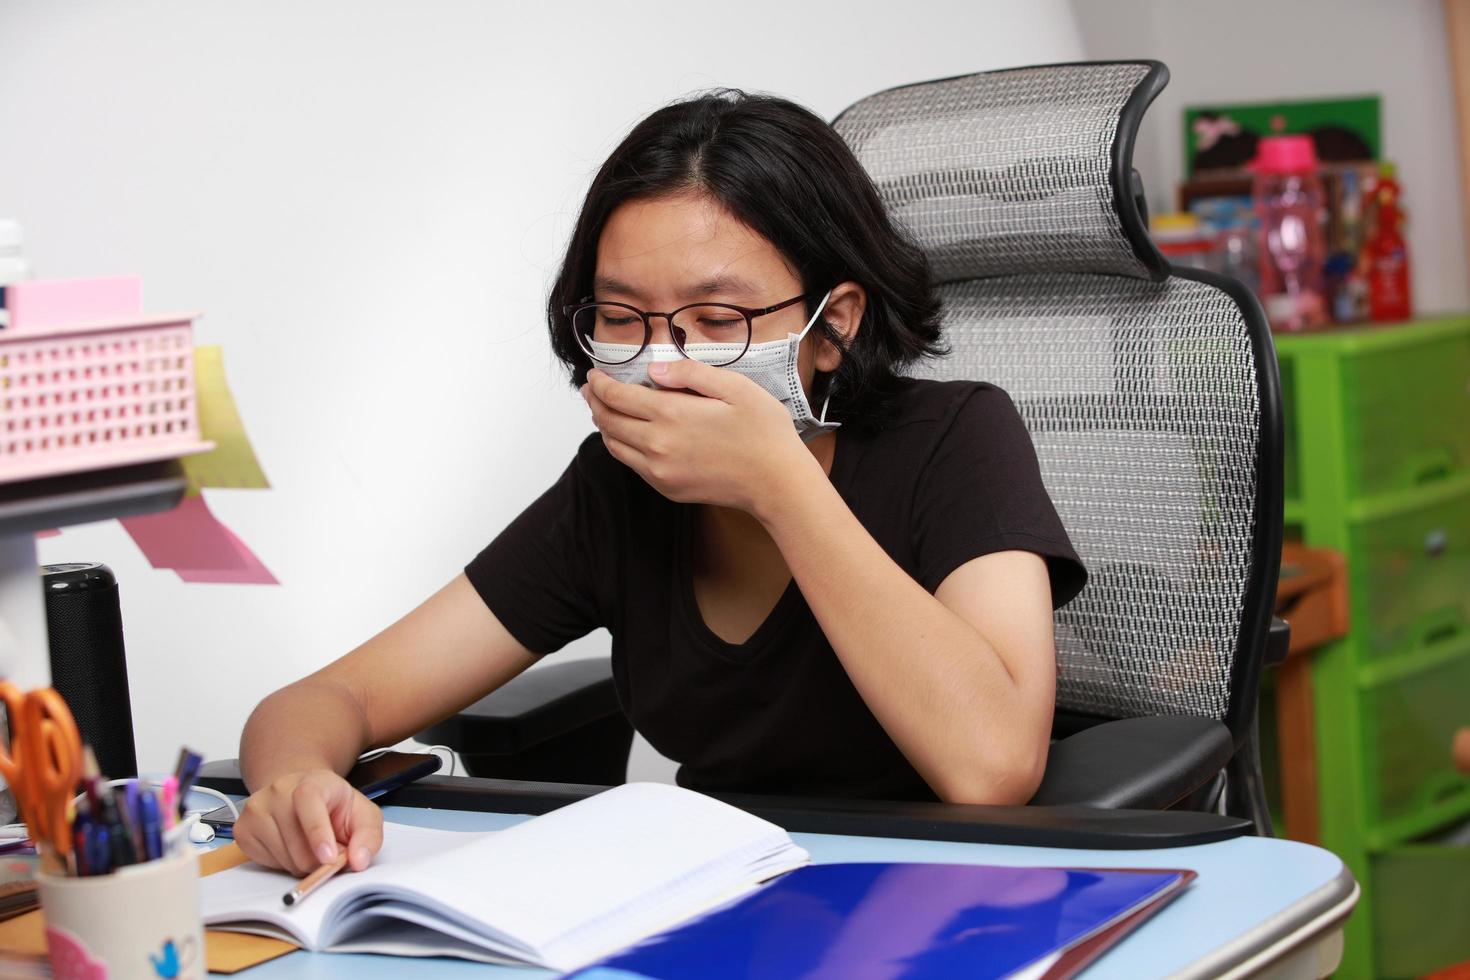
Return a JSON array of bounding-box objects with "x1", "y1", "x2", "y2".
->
[
  {"x1": 140, "y1": 790, "x2": 162, "y2": 861},
  {"x1": 173, "y1": 749, "x2": 204, "y2": 821},
  {"x1": 124, "y1": 782, "x2": 145, "y2": 858},
  {"x1": 100, "y1": 793, "x2": 136, "y2": 868},
  {"x1": 89, "y1": 824, "x2": 112, "y2": 876},
  {"x1": 71, "y1": 812, "x2": 92, "y2": 877}
]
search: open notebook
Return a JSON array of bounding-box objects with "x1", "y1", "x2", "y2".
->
[{"x1": 198, "y1": 783, "x2": 809, "y2": 972}]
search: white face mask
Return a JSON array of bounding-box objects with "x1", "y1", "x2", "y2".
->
[{"x1": 586, "y1": 289, "x2": 839, "y2": 443}]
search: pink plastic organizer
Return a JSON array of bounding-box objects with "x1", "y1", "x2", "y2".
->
[{"x1": 1, "y1": 312, "x2": 215, "y2": 484}]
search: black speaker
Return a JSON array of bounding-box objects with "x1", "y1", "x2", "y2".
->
[{"x1": 41, "y1": 562, "x2": 139, "y2": 778}]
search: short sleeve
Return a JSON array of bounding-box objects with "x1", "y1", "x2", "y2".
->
[
  {"x1": 910, "y1": 385, "x2": 1087, "y2": 608},
  {"x1": 464, "y1": 436, "x2": 616, "y2": 655}
]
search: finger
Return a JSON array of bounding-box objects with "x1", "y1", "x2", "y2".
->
[
  {"x1": 586, "y1": 368, "x2": 662, "y2": 421},
  {"x1": 247, "y1": 813, "x2": 298, "y2": 875},
  {"x1": 271, "y1": 799, "x2": 321, "y2": 876},
  {"x1": 233, "y1": 813, "x2": 283, "y2": 871},
  {"x1": 292, "y1": 780, "x2": 341, "y2": 865},
  {"x1": 344, "y1": 796, "x2": 384, "y2": 872},
  {"x1": 586, "y1": 386, "x2": 656, "y2": 448},
  {"x1": 648, "y1": 358, "x2": 746, "y2": 401},
  {"x1": 600, "y1": 431, "x2": 651, "y2": 476}
]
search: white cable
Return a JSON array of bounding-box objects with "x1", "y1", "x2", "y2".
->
[
  {"x1": 69, "y1": 777, "x2": 240, "y2": 820},
  {"x1": 421, "y1": 744, "x2": 458, "y2": 778},
  {"x1": 358, "y1": 744, "x2": 457, "y2": 777},
  {"x1": 182, "y1": 784, "x2": 239, "y2": 820},
  {"x1": 70, "y1": 776, "x2": 161, "y2": 809}
]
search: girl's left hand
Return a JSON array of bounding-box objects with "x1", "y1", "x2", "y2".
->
[{"x1": 582, "y1": 360, "x2": 814, "y2": 514}]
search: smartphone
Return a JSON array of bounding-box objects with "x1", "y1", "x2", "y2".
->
[
  {"x1": 349, "y1": 751, "x2": 444, "y2": 801},
  {"x1": 199, "y1": 751, "x2": 444, "y2": 838}
]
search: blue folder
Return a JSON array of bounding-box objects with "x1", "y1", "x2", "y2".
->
[{"x1": 568, "y1": 862, "x2": 1191, "y2": 980}]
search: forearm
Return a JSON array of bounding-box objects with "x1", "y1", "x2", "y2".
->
[
  {"x1": 239, "y1": 678, "x2": 373, "y2": 792},
  {"x1": 754, "y1": 457, "x2": 1046, "y2": 803}
]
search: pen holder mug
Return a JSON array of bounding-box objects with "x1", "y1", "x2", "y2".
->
[{"x1": 38, "y1": 847, "x2": 205, "y2": 980}]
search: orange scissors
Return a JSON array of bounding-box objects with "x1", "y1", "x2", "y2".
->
[{"x1": 0, "y1": 683, "x2": 82, "y2": 865}]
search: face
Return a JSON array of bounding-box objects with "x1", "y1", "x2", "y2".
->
[{"x1": 592, "y1": 192, "x2": 864, "y2": 394}]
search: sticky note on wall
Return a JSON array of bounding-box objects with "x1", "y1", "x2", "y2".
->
[
  {"x1": 183, "y1": 346, "x2": 270, "y2": 496},
  {"x1": 175, "y1": 522, "x2": 279, "y2": 585},
  {"x1": 118, "y1": 493, "x2": 277, "y2": 585}
]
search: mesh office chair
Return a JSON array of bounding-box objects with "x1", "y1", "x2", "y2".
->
[{"x1": 422, "y1": 61, "x2": 1285, "y2": 831}]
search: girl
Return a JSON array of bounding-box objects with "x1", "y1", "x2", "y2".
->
[{"x1": 235, "y1": 89, "x2": 1086, "y2": 876}]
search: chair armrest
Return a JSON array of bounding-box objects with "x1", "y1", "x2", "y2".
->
[
  {"x1": 1029, "y1": 715, "x2": 1233, "y2": 809},
  {"x1": 196, "y1": 762, "x2": 1253, "y2": 849},
  {"x1": 416, "y1": 656, "x2": 619, "y2": 755},
  {"x1": 1265, "y1": 615, "x2": 1291, "y2": 666}
]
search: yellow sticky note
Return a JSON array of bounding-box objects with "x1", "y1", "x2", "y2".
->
[{"x1": 183, "y1": 346, "x2": 270, "y2": 496}]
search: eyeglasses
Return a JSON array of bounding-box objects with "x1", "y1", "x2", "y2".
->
[{"x1": 564, "y1": 293, "x2": 810, "y2": 367}]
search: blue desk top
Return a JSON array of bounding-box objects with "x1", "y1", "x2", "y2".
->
[{"x1": 215, "y1": 803, "x2": 1354, "y2": 979}]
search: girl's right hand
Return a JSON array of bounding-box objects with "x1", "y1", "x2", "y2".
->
[{"x1": 234, "y1": 769, "x2": 384, "y2": 877}]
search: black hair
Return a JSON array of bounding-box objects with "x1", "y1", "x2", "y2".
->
[{"x1": 546, "y1": 88, "x2": 945, "y2": 431}]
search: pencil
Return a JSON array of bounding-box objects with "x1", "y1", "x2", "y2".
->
[{"x1": 282, "y1": 850, "x2": 348, "y2": 907}]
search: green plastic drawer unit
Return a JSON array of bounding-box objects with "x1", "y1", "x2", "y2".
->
[
  {"x1": 1372, "y1": 842, "x2": 1470, "y2": 978},
  {"x1": 1339, "y1": 321, "x2": 1470, "y2": 500},
  {"x1": 1272, "y1": 317, "x2": 1470, "y2": 980},
  {"x1": 1280, "y1": 356, "x2": 1301, "y2": 503},
  {"x1": 1349, "y1": 488, "x2": 1470, "y2": 662},
  {"x1": 1362, "y1": 648, "x2": 1470, "y2": 837}
]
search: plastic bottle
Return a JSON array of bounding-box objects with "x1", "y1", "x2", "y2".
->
[
  {"x1": 1193, "y1": 198, "x2": 1259, "y2": 295},
  {"x1": 1251, "y1": 136, "x2": 1328, "y2": 332},
  {"x1": 1324, "y1": 167, "x2": 1369, "y2": 323},
  {"x1": 0, "y1": 219, "x2": 33, "y2": 329},
  {"x1": 1360, "y1": 163, "x2": 1412, "y2": 322}
]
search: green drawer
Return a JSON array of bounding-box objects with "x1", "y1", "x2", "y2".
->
[
  {"x1": 1340, "y1": 329, "x2": 1470, "y2": 500},
  {"x1": 1372, "y1": 842, "x2": 1470, "y2": 978},
  {"x1": 1280, "y1": 356, "x2": 1300, "y2": 504},
  {"x1": 1362, "y1": 650, "x2": 1470, "y2": 833},
  {"x1": 1349, "y1": 489, "x2": 1470, "y2": 661}
]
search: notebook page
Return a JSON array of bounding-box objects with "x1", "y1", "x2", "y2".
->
[
  {"x1": 385, "y1": 783, "x2": 807, "y2": 961},
  {"x1": 199, "y1": 824, "x2": 489, "y2": 948},
  {"x1": 334, "y1": 901, "x2": 529, "y2": 963},
  {"x1": 328, "y1": 911, "x2": 526, "y2": 965}
]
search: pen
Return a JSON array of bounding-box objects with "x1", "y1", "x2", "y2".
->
[
  {"x1": 80, "y1": 747, "x2": 103, "y2": 813},
  {"x1": 282, "y1": 850, "x2": 348, "y2": 908},
  {"x1": 112, "y1": 786, "x2": 141, "y2": 867},
  {"x1": 90, "y1": 824, "x2": 112, "y2": 876},
  {"x1": 71, "y1": 808, "x2": 92, "y2": 877},
  {"x1": 140, "y1": 790, "x2": 162, "y2": 861},
  {"x1": 160, "y1": 777, "x2": 178, "y2": 830},
  {"x1": 173, "y1": 748, "x2": 203, "y2": 820},
  {"x1": 98, "y1": 791, "x2": 135, "y2": 869},
  {"x1": 109, "y1": 822, "x2": 133, "y2": 871},
  {"x1": 123, "y1": 782, "x2": 145, "y2": 859},
  {"x1": 72, "y1": 825, "x2": 90, "y2": 876}
]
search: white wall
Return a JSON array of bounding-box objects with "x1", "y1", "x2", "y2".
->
[
  {"x1": 1073, "y1": 0, "x2": 1469, "y2": 315},
  {"x1": 0, "y1": 1, "x2": 1085, "y2": 779}
]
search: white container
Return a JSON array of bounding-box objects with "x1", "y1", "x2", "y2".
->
[
  {"x1": 38, "y1": 848, "x2": 206, "y2": 980},
  {"x1": 0, "y1": 219, "x2": 34, "y2": 329}
]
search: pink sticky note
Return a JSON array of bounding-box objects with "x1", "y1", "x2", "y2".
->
[
  {"x1": 175, "y1": 524, "x2": 278, "y2": 585},
  {"x1": 119, "y1": 494, "x2": 250, "y2": 571},
  {"x1": 35, "y1": 528, "x2": 61, "y2": 538},
  {"x1": 119, "y1": 494, "x2": 278, "y2": 585}
]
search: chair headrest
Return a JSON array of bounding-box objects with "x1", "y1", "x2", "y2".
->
[{"x1": 834, "y1": 61, "x2": 1169, "y2": 283}]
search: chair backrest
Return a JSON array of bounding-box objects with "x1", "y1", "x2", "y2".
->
[{"x1": 833, "y1": 63, "x2": 1283, "y2": 742}]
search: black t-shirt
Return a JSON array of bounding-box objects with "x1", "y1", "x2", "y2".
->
[{"x1": 465, "y1": 377, "x2": 1086, "y2": 801}]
